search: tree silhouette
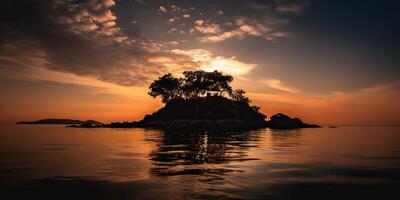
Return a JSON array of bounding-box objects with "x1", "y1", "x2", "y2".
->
[
  {"x1": 148, "y1": 70, "x2": 246, "y2": 103},
  {"x1": 181, "y1": 70, "x2": 208, "y2": 98},
  {"x1": 177, "y1": 70, "x2": 232, "y2": 98},
  {"x1": 148, "y1": 73, "x2": 182, "y2": 103},
  {"x1": 205, "y1": 70, "x2": 233, "y2": 96},
  {"x1": 231, "y1": 89, "x2": 250, "y2": 103}
]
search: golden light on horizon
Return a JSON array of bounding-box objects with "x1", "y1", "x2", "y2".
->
[
  {"x1": 171, "y1": 49, "x2": 256, "y2": 76},
  {"x1": 202, "y1": 56, "x2": 256, "y2": 76}
]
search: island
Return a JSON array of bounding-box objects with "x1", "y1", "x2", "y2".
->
[
  {"x1": 266, "y1": 113, "x2": 320, "y2": 129},
  {"x1": 17, "y1": 119, "x2": 103, "y2": 125},
  {"x1": 69, "y1": 70, "x2": 319, "y2": 131}
]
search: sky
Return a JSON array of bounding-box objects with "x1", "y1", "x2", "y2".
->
[{"x1": 0, "y1": 0, "x2": 399, "y2": 124}]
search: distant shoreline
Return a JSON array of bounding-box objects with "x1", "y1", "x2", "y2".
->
[
  {"x1": 11, "y1": 123, "x2": 400, "y2": 127},
  {"x1": 17, "y1": 119, "x2": 103, "y2": 125}
]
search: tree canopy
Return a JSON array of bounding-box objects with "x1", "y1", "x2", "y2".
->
[
  {"x1": 148, "y1": 73, "x2": 181, "y2": 103},
  {"x1": 231, "y1": 89, "x2": 250, "y2": 103},
  {"x1": 148, "y1": 70, "x2": 250, "y2": 104}
]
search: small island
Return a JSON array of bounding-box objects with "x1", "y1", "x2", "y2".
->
[
  {"x1": 70, "y1": 70, "x2": 319, "y2": 131},
  {"x1": 17, "y1": 119, "x2": 103, "y2": 125}
]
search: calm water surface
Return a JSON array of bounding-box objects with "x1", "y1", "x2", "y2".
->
[{"x1": 1, "y1": 125, "x2": 399, "y2": 199}]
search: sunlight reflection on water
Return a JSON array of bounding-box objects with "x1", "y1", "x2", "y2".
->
[{"x1": 1, "y1": 125, "x2": 400, "y2": 199}]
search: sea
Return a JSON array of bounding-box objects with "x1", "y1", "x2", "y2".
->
[{"x1": 1, "y1": 124, "x2": 399, "y2": 199}]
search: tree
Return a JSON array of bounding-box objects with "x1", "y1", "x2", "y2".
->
[
  {"x1": 231, "y1": 89, "x2": 250, "y2": 103},
  {"x1": 148, "y1": 70, "x2": 242, "y2": 103},
  {"x1": 180, "y1": 70, "x2": 233, "y2": 98},
  {"x1": 206, "y1": 70, "x2": 233, "y2": 96},
  {"x1": 181, "y1": 70, "x2": 209, "y2": 98},
  {"x1": 148, "y1": 73, "x2": 182, "y2": 103}
]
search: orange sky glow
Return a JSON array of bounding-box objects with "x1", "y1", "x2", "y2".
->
[{"x1": 1, "y1": 0, "x2": 399, "y2": 125}]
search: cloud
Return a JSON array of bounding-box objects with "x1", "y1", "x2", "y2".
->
[
  {"x1": 168, "y1": 28, "x2": 177, "y2": 33},
  {"x1": 195, "y1": 23, "x2": 221, "y2": 34},
  {"x1": 0, "y1": 0, "x2": 199, "y2": 87},
  {"x1": 198, "y1": 16, "x2": 290, "y2": 43},
  {"x1": 0, "y1": 59, "x2": 147, "y2": 98},
  {"x1": 186, "y1": 0, "x2": 308, "y2": 43},
  {"x1": 169, "y1": 4, "x2": 184, "y2": 13},
  {"x1": 169, "y1": 41, "x2": 179, "y2": 45},
  {"x1": 199, "y1": 30, "x2": 244, "y2": 42},
  {"x1": 159, "y1": 5, "x2": 167, "y2": 12},
  {"x1": 171, "y1": 49, "x2": 212, "y2": 62},
  {"x1": 147, "y1": 54, "x2": 199, "y2": 75},
  {"x1": 49, "y1": 0, "x2": 122, "y2": 41},
  {"x1": 171, "y1": 49, "x2": 256, "y2": 76},
  {"x1": 265, "y1": 31, "x2": 293, "y2": 41},
  {"x1": 0, "y1": 0, "x2": 307, "y2": 88},
  {"x1": 203, "y1": 56, "x2": 256, "y2": 76},
  {"x1": 259, "y1": 79, "x2": 299, "y2": 93},
  {"x1": 194, "y1": 20, "x2": 205, "y2": 26},
  {"x1": 236, "y1": 17, "x2": 271, "y2": 36}
]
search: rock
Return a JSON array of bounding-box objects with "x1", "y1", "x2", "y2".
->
[
  {"x1": 66, "y1": 120, "x2": 104, "y2": 128},
  {"x1": 18, "y1": 119, "x2": 87, "y2": 124},
  {"x1": 266, "y1": 113, "x2": 320, "y2": 129}
]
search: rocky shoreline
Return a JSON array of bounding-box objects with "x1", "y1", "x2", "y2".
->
[{"x1": 68, "y1": 113, "x2": 320, "y2": 131}]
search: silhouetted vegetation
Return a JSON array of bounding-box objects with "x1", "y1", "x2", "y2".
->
[
  {"x1": 64, "y1": 70, "x2": 319, "y2": 130},
  {"x1": 143, "y1": 96, "x2": 265, "y2": 122},
  {"x1": 231, "y1": 89, "x2": 250, "y2": 103},
  {"x1": 142, "y1": 71, "x2": 320, "y2": 130},
  {"x1": 148, "y1": 73, "x2": 182, "y2": 103},
  {"x1": 148, "y1": 70, "x2": 237, "y2": 103},
  {"x1": 143, "y1": 70, "x2": 267, "y2": 131}
]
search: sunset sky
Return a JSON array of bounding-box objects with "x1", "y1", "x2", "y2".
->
[{"x1": 1, "y1": 0, "x2": 399, "y2": 124}]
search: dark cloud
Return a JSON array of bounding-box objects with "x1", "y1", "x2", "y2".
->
[
  {"x1": 0, "y1": 0, "x2": 197, "y2": 86},
  {"x1": 0, "y1": 0, "x2": 309, "y2": 87},
  {"x1": 5, "y1": 0, "x2": 396, "y2": 93},
  {"x1": 147, "y1": 0, "x2": 309, "y2": 43}
]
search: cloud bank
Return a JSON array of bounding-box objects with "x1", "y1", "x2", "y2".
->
[{"x1": 0, "y1": 0, "x2": 198, "y2": 86}]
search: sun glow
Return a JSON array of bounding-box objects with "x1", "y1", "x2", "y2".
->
[
  {"x1": 202, "y1": 56, "x2": 255, "y2": 76},
  {"x1": 171, "y1": 49, "x2": 256, "y2": 76}
]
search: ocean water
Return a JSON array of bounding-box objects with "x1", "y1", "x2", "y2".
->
[{"x1": 0, "y1": 124, "x2": 399, "y2": 199}]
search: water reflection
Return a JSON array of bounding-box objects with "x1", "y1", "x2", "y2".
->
[
  {"x1": 149, "y1": 131, "x2": 260, "y2": 176},
  {"x1": 269, "y1": 129, "x2": 303, "y2": 150},
  {"x1": 1, "y1": 125, "x2": 400, "y2": 199}
]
